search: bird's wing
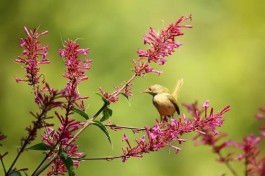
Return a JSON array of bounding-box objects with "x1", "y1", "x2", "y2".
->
[
  {"x1": 167, "y1": 94, "x2": 180, "y2": 115},
  {"x1": 171, "y1": 79, "x2": 183, "y2": 100}
]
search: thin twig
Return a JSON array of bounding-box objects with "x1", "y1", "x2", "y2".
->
[
  {"x1": 75, "y1": 155, "x2": 124, "y2": 161},
  {"x1": 105, "y1": 124, "x2": 145, "y2": 131},
  {"x1": 6, "y1": 107, "x2": 50, "y2": 175},
  {"x1": 0, "y1": 153, "x2": 7, "y2": 175},
  {"x1": 32, "y1": 71, "x2": 140, "y2": 175},
  {"x1": 217, "y1": 153, "x2": 238, "y2": 176}
]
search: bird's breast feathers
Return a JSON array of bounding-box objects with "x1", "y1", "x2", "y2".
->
[{"x1": 153, "y1": 93, "x2": 177, "y2": 116}]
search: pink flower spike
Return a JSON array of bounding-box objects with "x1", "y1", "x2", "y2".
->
[
  {"x1": 121, "y1": 102, "x2": 229, "y2": 162},
  {"x1": 59, "y1": 39, "x2": 92, "y2": 107},
  {"x1": 15, "y1": 26, "x2": 50, "y2": 86},
  {"x1": 136, "y1": 16, "x2": 191, "y2": 66}
]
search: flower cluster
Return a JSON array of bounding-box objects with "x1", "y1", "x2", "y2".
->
[
  {"x1": 133, "y1": 15, "x2": 192, "y2": 75},
  {"x1": 15, "y1": 27, "x2": 49, "y2": 86},
  {"x1": 42, "y1": 120, "x2": 84, "y2": 176},
  {"x1": 121, "y1": 101, "x2": 230, "y2": 162},
  {"x1": 59, "y1": 40, "x2": 91, "y2": 84},
  {"x1": 14, "y1": 28, "x2": 63, "y2": 146},
  {"x1": 23, "y1": 84, "x2": 62, "y2": 144},
  {"x1": 59, "y1": 40, "x2": 92, "y2": 110},
  {"x1": 234, "y1": 135, "x2": 265, "y2": 175},
  {"x1": 3, "y1": 17, "x2": 193, "y2": 176},
  {"x1": 99, "y1": 82, "x2": 134, "y2": 103},
  {"x1": 99, "y1": 87, "x2": 119, "y2": 103},
  {"x1": 7, "y1": 27, "x2": 92, "y2": 176},
  {"x1": 38, "y1": 40, "x2": 92, "y2": 175},
  {"x1": 138, "y1": 16, "x2": 192, "y2": 65},
  {"x1": 193, "y1": 103, "x2": 265, "y2": 176},
  {"x1": 132, "y1": 60, "x2": 162, "y2": 76},
  {"x1": 99, "y1": 16, "x2": 191, "y2": 104}
]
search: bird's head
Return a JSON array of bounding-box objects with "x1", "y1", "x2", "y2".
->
[{"x1": 143, "y1": 84, "x2": 169, "y2": 96}]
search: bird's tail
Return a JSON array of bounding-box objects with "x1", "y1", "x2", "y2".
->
[{"x1": 172, "y1": 78, "x2": 183, "y2": 100}]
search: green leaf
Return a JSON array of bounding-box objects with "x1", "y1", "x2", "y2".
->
[
  {"x1": 100, "y1": 107, "x2": 113, "y2": 122},
  {"x1": 96, "y1": 92, "x2": 109, "y2": 104},
  {"x1": 60, "y1": 151, "x2": 75, "y2": 176},
  {"x1": 22, "y1": 171, "x2": 29, "y2": 176},
  {"x1": 121, "y1": 93, "x2": 131, "y2": 106},
  {"x1": 92, "y1": 121, "x2": 111, "y2": 144},
  {"x1": 27, "y1": 142, "x2": 51, "y2": 151},
  {"x1": 10, "y1": 171, "x2": 22, "y2": 176},
  {"x1": 73, "y1": 107, "x2": 89, "y2": 120}
]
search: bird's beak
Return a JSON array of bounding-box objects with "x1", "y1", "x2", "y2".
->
[{"x1": 141, "y1": 89, "x2": 150, "y2": 94}]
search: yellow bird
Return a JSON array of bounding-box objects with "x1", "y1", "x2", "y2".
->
[{"x1": 143, "y1": 79, "x2": 183, "y2": 120}]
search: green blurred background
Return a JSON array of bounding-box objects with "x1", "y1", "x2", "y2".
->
[{"x1": 1, "y1": 0, "x2": 265, "y2": 175}]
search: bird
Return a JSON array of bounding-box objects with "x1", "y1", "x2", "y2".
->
[{"x1": 143, "y1": 79, "x2": 183, "y2": 121}]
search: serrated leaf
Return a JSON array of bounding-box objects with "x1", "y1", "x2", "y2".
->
[
  {"x1": 60, "y1": 151, "x2": 75, "y2": 176},
  {"x1": 100, "y1": 107, "x2": 113, "y2": 122},
  {"x1": 92, "y1": 121, "x2": 111, "y2": 144},
  {"x1": 27, "y1": 142, "x2": 51, "y2": 151},
  {"x1": 10, "y1": 171, "x2": 22, "y2": 176},
  {"x1": 96, "y1": 92, "x2": 109, "y2": 104},
  {"x1": 73, "y1": 107, "x2": 89, "y2": 120}
]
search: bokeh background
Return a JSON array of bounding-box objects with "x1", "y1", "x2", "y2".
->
[{"x1": 0, "y1": 0, "x2": 265, "y2": 175}]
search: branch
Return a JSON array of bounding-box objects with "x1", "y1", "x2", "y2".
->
[
  {"x1": 76, "y1": 155, "x2": 124, "y2": 161},
  {"x1": 105, "y1": 124, "x2": 145, "y2": 132},
  {"x1": 0, "y1": 152, "x2": 7, "y2": 175},
  {"x1": 217, "y1": 153, "x2": 238, "y2": 176}
]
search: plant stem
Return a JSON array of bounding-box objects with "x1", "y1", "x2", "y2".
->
[
  {"x1": 6, "y1": 110, "x2": 48, "y2": 175},
  {"x1": 32, "y1": 102, "x2": 106, "y2": 175},
  {"x1": 111, "y1": 74, "x2": 136, "y2": 97},
  {"x1": 0, "y1": 154, "x2": 7, "y2": 175},
  {"x1": 106, "y1": 124, "x2": 145, "y2": 131},
  {"x1": 217, "y1": 153, "x2": 238, "y2": 176},
  {"x1": 245, "y1": 152, "x2": 248, "y2": 176},
  {"x1": 76, "y1": 155, "x2": 124, "y2": 161},
  {"x1": 32, "y1": 96, "x2": 74, "y2": 176},
  {"x1": 33, "y1": 73, "x2": 139, "y2": 175}
]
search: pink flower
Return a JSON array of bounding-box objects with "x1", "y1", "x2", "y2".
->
[
  {"x1": 137, "y1": 16, "x2": 192, "y2": 65},
  {"x1": 202, "y1": 100, "x2": 210, "y2": 108},
  {"x1": 99, "y1": 87, "x2": 119, "y2": 103},
  {"x1": 233, "y1": 134, "x2": 265, "y2": 175},
  {"x1": 15, "y1": 27, "x2": 49, "y2": 85},
  {"x1": 42, "y1": 118, "x2": 84, "y2": 176},
  {"x1": 59, "y1": 40, "x2": 92, "y2": 109},
  {"x1": 98, "y1": 16, "x2": 191, "y2": 105},
  {"x1": 132, "y1": 16, "x2": 191, "y2": 76},
  {"x1": 59, "y1": 40, "x2": 92, "y2": 84},
  {"x1": 121, "y1": 102, "x2": 230, "y2": 162},
  {"x1": 123, "y1": 82, "x2": 133, "y2": 98},
  {"x1": 132, "y1": 60, "x2": 162, "y2": 76}
]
